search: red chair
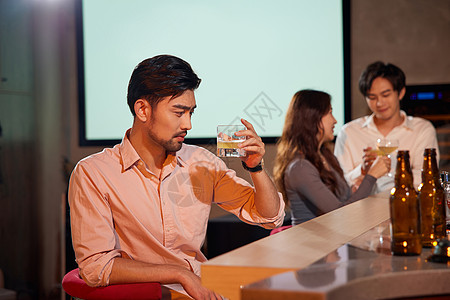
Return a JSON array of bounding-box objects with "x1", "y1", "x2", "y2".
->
[
  {"x1": 62, "y1": 268, "x2": 163, "y2": 300},
  {"x1": 270, "y1": 225, "x2": 292, "y2": 235}
]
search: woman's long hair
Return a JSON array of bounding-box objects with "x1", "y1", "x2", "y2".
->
[{"x1": 273, "y1": 90, "x2": 344, "y2": 205}]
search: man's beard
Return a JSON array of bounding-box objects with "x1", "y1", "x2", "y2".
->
[
  {"x1": 161, "y1": 138, "x2": 183, "y2": 152},
  {"x1": 147, "y1": 129, "x2": 184, "y2": 153}
]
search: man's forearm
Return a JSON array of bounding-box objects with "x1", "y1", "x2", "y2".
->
[
  {"x1": 109, "y1": 257, "x2": 189, "y2": 285},
  {"x1": 109, "y1": 258, "x2": 222, "y2": 299},
  {"x1": 250, "y1": 170, "x2": 281, "y2": 218}
]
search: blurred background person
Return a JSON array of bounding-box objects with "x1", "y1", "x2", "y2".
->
[
  {"x1": 334, "y1": 61, "x2": 439, "y2": 193},
  {"x1": 274, "y1": 90, "x2": 390, "y2": 225}
]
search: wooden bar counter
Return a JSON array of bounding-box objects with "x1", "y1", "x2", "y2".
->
[{"x1": 201, "y1": 191, "x2": 393, "y2": 300}]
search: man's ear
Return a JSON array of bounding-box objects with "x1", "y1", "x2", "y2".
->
[
  {"x1": 398, "y1": 87, "x2": 406, "y2": 101},
  {"x1": 134, "y1": 99, "x2": 151, "y2": 122}
]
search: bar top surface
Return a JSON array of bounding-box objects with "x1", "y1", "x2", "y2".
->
[{"x1": 202, "y1": 191, "x2": 392, "y2": 299}]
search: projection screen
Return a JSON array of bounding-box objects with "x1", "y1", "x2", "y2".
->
[{"x1": 76, "y1": 0, "x2": 350, "y2": 145}]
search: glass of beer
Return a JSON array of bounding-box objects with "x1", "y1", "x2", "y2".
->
[
  {"x1": 217, "y1": 125, "x2": 246, "y2": 157},
  {"x1": 376, "y1": 138, "x2": 399, "y2": 177}
]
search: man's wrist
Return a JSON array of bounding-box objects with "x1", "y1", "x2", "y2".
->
[{"x1": 241, "y1": 160, "x2": 264, "y2": 173}]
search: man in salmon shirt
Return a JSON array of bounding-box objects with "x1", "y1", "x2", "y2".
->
[{"x1": 68, "y1": 54, "x2": 285, "y2": 300}]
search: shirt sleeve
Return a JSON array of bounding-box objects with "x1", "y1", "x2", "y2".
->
[
  {"x1": 409, "y1": 121, "x2": 440, "y2": 189},
  {"x1": 286, "y1": 159, "x2": 376, "y2": 215},
  {"x1": 212, "y1": 158, "x2": 285, "y2": 229},
  {"x1": 68, "y1": 162, "x2": 124, "y2": 287},
  {"x1": 334, "y1": 126, "x2": 364, "y2": 186}
]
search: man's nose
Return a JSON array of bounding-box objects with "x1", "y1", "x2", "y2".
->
[
  {"x1": 181, "y1": 114, "x2": 192, "y2": 130},
  {"x1": 375, "y1": 97, "x2": 383, "y2": 106}
]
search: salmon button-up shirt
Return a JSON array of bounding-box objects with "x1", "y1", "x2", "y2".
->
[{"x1": 68, "y1": 130, "x2": 285, "y2": 287}]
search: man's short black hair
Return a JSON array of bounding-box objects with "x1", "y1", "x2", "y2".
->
[
  {"x1": 127, "y1": 55, "x2": 201, "y2": 116},
  {"x1": 358, "y1": 61, "x2": 405, "y2": 97}
]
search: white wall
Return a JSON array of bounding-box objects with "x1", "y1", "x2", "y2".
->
[{"x1": 350, "y1": 0, "x2": 450, "y2": 118}]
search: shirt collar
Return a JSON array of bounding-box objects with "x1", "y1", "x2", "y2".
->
[
  {"x1": 362, "y1": 114, "x2": 375, "y2": 128},
  {"x1": 175, "y1": 149, "x2": 188, "y2": 167},
  {"x1": 400, "y1": 110, "x2": 413, "y2": 129},
  {"x1": 119, "y1": 129, "x2": 186, "y2": 171},
  {"x1": 119, "y1": 129, "x2": 141, "y2": 171},
  {"x1": 362, "y1": 110, "x2": 412, "y2": 130}
]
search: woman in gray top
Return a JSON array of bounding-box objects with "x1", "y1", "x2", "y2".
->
[{"x1": 273, "y1": 90, "x2": 390, "y2": 225}]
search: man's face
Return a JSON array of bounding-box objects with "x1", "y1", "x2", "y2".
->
[
  {"x1": 145, "y1": 90, "x2": 196, "y2": 152},
  {"x1": 365, "y1": 77, "x2": 405, "y2": 122}
]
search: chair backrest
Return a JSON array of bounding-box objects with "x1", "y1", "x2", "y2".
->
[{"x1": 62, "y1": 268, "x2": 162, "y2": 300}]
